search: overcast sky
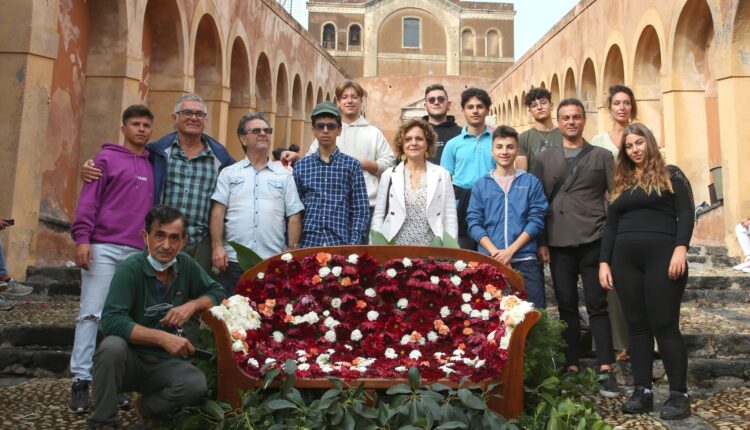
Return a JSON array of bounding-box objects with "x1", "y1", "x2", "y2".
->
[{"x1": 280, "y1": 0, "x2": 581, "y2": 59}]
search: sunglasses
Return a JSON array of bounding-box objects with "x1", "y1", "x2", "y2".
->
[
  {"x1": 313, "y1": 122, "x2": 340, "y2": 131},
  {"x1": 426, "y1": 96, "x2": 446, "y2": 104},
  {"x1": 244, "y1": 127, "x2": 273, "y2": 135}
]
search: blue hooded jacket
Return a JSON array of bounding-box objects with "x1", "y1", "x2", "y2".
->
[
  {"x1": 146, "y1": 132, "x2": 234, "y2": 204},
  {"x1": 467, "y1": 169, "x2": 548, "y2": 261}
]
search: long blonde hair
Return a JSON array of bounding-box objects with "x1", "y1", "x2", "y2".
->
[{"x1": 610, "y1": 123, "x2": 672, "y2": 201}]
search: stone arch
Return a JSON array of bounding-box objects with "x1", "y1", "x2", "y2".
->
[
  {"x1": 322, "y1": 22, "x2": 336, "y2": 50},
  {"x1": 375, "y1": 8, "x2": 447, "y2": 75},
  {"x1": 192, "y1": 13, "x2": 225, "y2": 140},
  {"x1": 226, "y1": 36, "x2": 251, "y2": 160},
  {"x1": 550, "y1": 74, "x2": 560, "y2": 110},
  {"x1": 255, "y1": 52, "x2": 273, "y2": 116},
  {"x1": 633, "y1": 25, "x2": 663, "y2": 141},
  {"x1": 520, "y1": 90, "x2": 527, "y2": 127},
  {"x1": 602, "y1": 44, "x2": 625, "y2": 97},
  {"x1": 461, "y1": 28, "x2": 475, "y2": 56},
  {"x1": 304, "y1": 82, "x2": 315, "y2": 151},
  {"x1": 563, "y1": 68, "x2": 576, "y2": 99},
  {"x1": 513, "y1": 95, "x2": 520, "y2": 127},
  {"x1": 506, "y1": 100, "x2": 512, "y2": 126},
  {"x1": 326, "y1": 92, "x2": 331, "y2": 101},
  {"x1": 290, "y1": 74, "x2": 304, "y2": 150},
  {"x1": 275, "y1": 63, "x2": 290, "y2": 148},
  {"x1": 667, "y1": 0, "x2": 718, "y2": 204},
  {"x1": 143, "y1": 0, "x2": 189, "y2": 138},
  {"x1": 540, "y1": 81, "x2": 546, "y2": 89},
  {"x1": 317, "y1": 87, "x2": 323, "y2": 104},
  {"x1": 580, "y1": 59, "x2": 597, "y2": 139},
  {"x1": 486, "y1": 29, "x2": 501, "y2": 57},
  {"x1": 730, "y1": 1, "x2": 750, "y2": 75}
]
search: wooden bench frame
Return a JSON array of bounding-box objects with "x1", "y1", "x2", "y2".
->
[{"x1": 202, "y1": 245, "x2": 540, "y2": 419}]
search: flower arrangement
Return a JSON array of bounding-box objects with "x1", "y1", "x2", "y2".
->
[{"x1": 211, "y1": 252, "x2": 534, "y2": 382}]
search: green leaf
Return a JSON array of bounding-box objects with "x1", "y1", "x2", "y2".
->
[
  {"x1": 201, "y1": 400, "x2": 226, "y2": 420},
  {"x1": 228, "y1": 240, "x2": 263, "y2": 271},
  {"x1": 261, "y1": 367, "x2": 280, "y2": 389},
  {"x1": 344, "y1": 411, "x2": 355, "y2": 430},
  {"x1": 442, "y1": 232, "x2": 460, "y2": 248},
  {"x1": 435, "y1": 421, "x2": 468, "y2": 430},
  {"x1": 265, "y1": 399, "x2": 297, "y2": 411},
  {"x1": 429, "y1": 382, "x2": 452, "y2": 392},
  {"x1": 457, "y1": 388, "x2": 486, "y2": 410},
  {"x1": 408, "y1": 367, "x2": 421, "y2": 389},
  {"x1": 430, "y1": 235, "x2": 444, "y2": 247},
  {"x1": 321, "y1": 388, "x2": 341, "y2": 401},
  {"x1": 386, "y1": 384, "x2": 412, "y2": 395},
  {"x1": 370, "y1": 230, "x2": 392, "y2": 245}
]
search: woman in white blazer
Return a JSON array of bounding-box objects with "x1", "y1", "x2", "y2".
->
[{"x1": 371, "y1": 119, "x2": 458, "y2": 245}]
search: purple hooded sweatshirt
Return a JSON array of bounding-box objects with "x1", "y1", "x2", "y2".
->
[{"x1": 71, "y1": 143, "x2": 154, "y2": 250}]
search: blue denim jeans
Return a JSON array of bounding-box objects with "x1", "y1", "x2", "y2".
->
[
  {"x1": 0, "y1": 240, "x2": 8, "y2": 278},
  {"x1": 511, "y1": 258, "x2": 546, "y2": 309},
  {"x1": 69, "y1": 243, "x2": 140, "y2": 381}
]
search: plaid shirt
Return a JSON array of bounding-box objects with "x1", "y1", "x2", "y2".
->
[
  {"x1": 293, "y1": 148, "x2": 370, "y2": 247},
  {"x1": 162, "y1": 139, "x2": 218, "y2": 244}
]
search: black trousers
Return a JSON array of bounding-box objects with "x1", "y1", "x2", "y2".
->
[
  {"x1": 612, "y1": 238, "x2": 688, "y2": 392},
  {"x1": 549, "y1": 240, "x2": 614, "y2": 367}
]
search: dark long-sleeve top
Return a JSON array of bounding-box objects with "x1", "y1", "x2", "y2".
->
[{"x1": 600, "y1": 165, "x2": 695, "y2": 264}]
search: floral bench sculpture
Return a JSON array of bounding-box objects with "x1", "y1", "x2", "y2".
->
[{"x1": 202, "y1": 245, "x2": 540, "y2": 419}]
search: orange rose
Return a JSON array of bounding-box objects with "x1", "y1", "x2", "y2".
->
[
  {"x1": 410, "y1": 331, "x2": 422, "y2": 341},
  {"x1": 356, "y1": 300, "x2": 367, "y2": 309},
  {"x1": 458, "y1": 343, "x2": 466, "y2": 350},
  {"x1": 434, "y1": 319, "x2": 445, "y2": 329},
  {"x1": 468, "y1": 261, "x2": 479, "y2": 268},
  {"x1": 463, "y1": 327, "x2": 474, "y2": 335},
  {"x1": 463, "y1": 320, "x2": 471, "y2": 327},
  {"x1": 312, "y1": 275, "x2": 321, "y2": 284},
  {"x1": 485, "y1": 284, "x2": 497, "y2": 294},
  {"x1": 341, "y1": 277, "x2": 351, "y2": 286},
  {"x1": 352, "y1": 357, "x2": 363, "y2": 366},
  {"x1": 316, "y1": 252, "x2": 332, "y2": 266},
  {"x1": 265, "y1": 299, "x2": 276, "y2": 308},
  {"x1": 438, "y1": 325, "x2": 450, "y2": 335}
]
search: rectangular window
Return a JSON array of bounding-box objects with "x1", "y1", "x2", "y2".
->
[{"x1": 403, "y1": 18, "x2": 420, "y2": 48}]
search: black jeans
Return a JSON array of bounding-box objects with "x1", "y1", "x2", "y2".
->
[
  {"x1": 612, "y1": 238, "x2": 688, "y2": 392},
  {"x1": 216, "y1": 261, "x2": 245, "y2": 296},
  {"x1": 453, "y1": 186, "x2": 477, "y2": 250},
  {"x1": 549, "y1": 240, "x2": 614, "y2": 367}
]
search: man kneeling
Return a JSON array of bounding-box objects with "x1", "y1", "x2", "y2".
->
[{"x1": 87, "y1": 205, "x2": 225, "y2": 429}]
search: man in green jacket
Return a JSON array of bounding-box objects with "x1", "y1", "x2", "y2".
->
[{"x1": 87, "y1": 205, "x2": 225, "y2": 429}]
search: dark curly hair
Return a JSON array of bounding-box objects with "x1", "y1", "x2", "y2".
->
[{"x1": 393, "y1": 119, "x2": 438, "y2": 161}]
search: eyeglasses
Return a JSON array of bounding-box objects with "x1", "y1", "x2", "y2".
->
[
  {"x1": 427, "y1": 96, "x2": 446, "y2": 104},
  {"x1": 243, "y1": 127, "x2": 273, "y2": 135},
  {"x1": 313, "y1": 122, "x2": 339, "y2": 131},
  {"x1": 177, "y1": 110, "x2": 207, "y2": 119},
  {"x1": 529, "y1": 100, "x2": 549, "y2": 110}
]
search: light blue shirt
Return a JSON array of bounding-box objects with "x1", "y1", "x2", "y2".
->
[
  {"x1": 440, "y1": 126, "x2": 495, "y2": 189},
  {"x1": 211, "y1": 157, "x2": 304, "y2": 261}
]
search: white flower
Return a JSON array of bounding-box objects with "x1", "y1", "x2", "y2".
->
[
  {"x1": 461, "y1": 304, "x2": 472, "y2": 314},
  {"x1": 471, "y1": 284, "x2": 478, "y2": 294},
  {"x1": 418, "y1": 337, "x2": 426, "y2": 345},
  {"x1": 475, "y1": 359, "x2": 486, "y2": 368},
  {"x1": 500, "y1": 333, "x2": 511, "y2": 350},
  {"x1": 462, "y1": 357, "x2": 476, "y2": 366},
  {"x1": 248, "y1": 358, "x2": 259, "y2": 368},
  {"x1": 281, "y1": 253, "x2": 293, "y2": 262},
  {"x1": 257, "y1": 272, "x2": 265, "y2": 279},
  {"x1": 387, "y1": 268, "x2": 398, "y2": 278},
  {"x1": 285, "y1": 303, "x2": 294, "y2": 315},
  {"x1": 409, "y1": 350, "x2": 422, "y2": 360},
  {"x1": 385, "y1": 348, "x2": 398, "y2": 359},
  {"x1": 344, "y1": 344, "x2": 353, "y2": 350},
  {"x1": 481, "y1": 309, "x2": 490, "y2": 320},
  {"x1": 451, "y1": 275, "x2": 462, "y2": 286},
  {"x1": 470, "y1": 309, "x2": 481, "y2": 319},
  {"x1": 351, "y1": 329, "x2": 363, "y2": 341},
  {"x1": 427, "y1": 331, "x2": 438, "y2": 342},
  {"x1": 365, "y1": 288, "x2": 376, "y2": 298},
  {"x1": 298, "y1": 363, "x2": 310, "y2": 371},
  {"x1": 232, "y1": 340, "x2": 245, "y2": 352},
  {"x1": 324, "y1": 330, "x2": 337, "y2": 343},
  {"x1": 323, "y1": 310, "x2": 330, "y2": 317},
  {"x1": 265, "y1": 358, "x2": 277, "y2": 365},
  {"x1": 462, "y1": 293, "x2": 472, "y2": 302},
  {"x1": 433, "y1": 352, "x2": 446, "y2": 359},
  {"x1": 454, "y1": 260, "x2": 467, "y2": 272},
  {"x1": 298, "y1": 356, "x2": 308, "y2": 363},
  {"x1": 396, "y1": 298, "x2": 408, "y2": 309},
  {"x1": 324, "y1": 316, "x2": 340, "y2": 329},
  {"x1": 327, "y1": 348, "x2": 335, "y2": 354},
  {"x1": 430, "y1": 276, "x2": 440, "y2": 284},
  {"x1": 452, "y1": 348, "x2": 465, "y2": 356},
  {"x1": 331, "y1": 298, "x2": 342, "y2": 309},
  {"x1": 483, "y1": 291, "x2": 493, "y2": 301},
  {"x1": 400, "y1": 335, "x2": 412, "y2": 345},
  {"x1": 395, "y1": 366, "x2": 407, "y2": 373},
  {"x1": 487, "y1": 330, "x2": 496, "y2": 341},
  {"x1": 331, "y1": 266, "x2": 342, "y2": 277},
  {"x1": 402, "y1": 258, "x2": 412, "y2": 267},
  {"x1": 440, "y1": 306, "x2": 450, "y2": 318},
  {"x1": 319, "y1": 267, "x2": 331, "y2": 277},
  {"x1": 272, "y1": 331, "x2": 284, "y2": 342},
  {"x1": 292, "y1": 315, "x2": 302, "y2": 325},
  {"x1": 347, "y1": 254, "x2": 359, "y2": 264},
  {"x1": 440, "y1": 365, "x2": 455, "y2": 375},
  {"x1": 367, "y1": 310, "x2": 379, "y2": 321}
]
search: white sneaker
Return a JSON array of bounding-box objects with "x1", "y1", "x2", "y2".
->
[
  {"x1": 0, "y1": 279, "x2": 34, "y2": 296},
  {"x1": 732, "y1": 258, "x2": 750, "y2": 271},
  {"x1": 743, "y1": 267, "x2": 750, "y2": 274}
]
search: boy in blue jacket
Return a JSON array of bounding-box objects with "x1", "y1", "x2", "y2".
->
[{"x1": 467, "y1": 126, "x2": 548, "y2": 308}]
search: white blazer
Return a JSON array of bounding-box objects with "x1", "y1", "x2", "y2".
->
[{"x1": 371, "y1": 161, "x2": 458, "y2": 242}]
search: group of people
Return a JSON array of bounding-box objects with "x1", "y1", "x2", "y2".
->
[{"x1": 64, "y1": 77, "x2": 696, "y2": 428}]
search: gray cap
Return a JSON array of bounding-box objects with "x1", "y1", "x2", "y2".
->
[{"x1": 311, "y1": 101, "x2": 340, "y2": 120}]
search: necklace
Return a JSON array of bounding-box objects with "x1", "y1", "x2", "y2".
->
[{"x1": 535, "y1": 127, "x2": 553, "y2": 147}]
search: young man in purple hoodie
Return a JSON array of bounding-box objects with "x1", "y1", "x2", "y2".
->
[{"x1": 68, "y1": 105, "x2": 155, "y2": 414}]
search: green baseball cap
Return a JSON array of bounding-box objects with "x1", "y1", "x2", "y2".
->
[{"x1": 311, "y1": 101, "x2": 340, "y2": 120}]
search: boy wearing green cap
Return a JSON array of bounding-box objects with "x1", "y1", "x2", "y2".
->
[{"x1": 293, "y1": 101, "x2": 370, "y2": 247}]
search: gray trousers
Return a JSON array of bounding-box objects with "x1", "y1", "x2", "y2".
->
[{"x1": 87, "y1": 336, "x2": 207, "y2": 427}]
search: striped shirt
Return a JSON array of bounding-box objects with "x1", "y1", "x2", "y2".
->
[
  {"x1": 162, "y1": 139, "x2": 218, "y2": 244},
  {"x1": 293, "y1": 147, "x2": 370, "y2": 247}
]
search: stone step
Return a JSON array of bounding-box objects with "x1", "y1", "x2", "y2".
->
[
  {"x1": 23, "y1": 266, "x2": 81, "y2": 298},
  {"x1": 0, "y1": 348, "x2": 70, "y2": 376}
]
